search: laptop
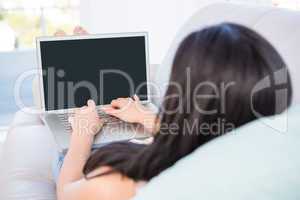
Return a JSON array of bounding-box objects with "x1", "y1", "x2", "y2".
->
[{"x1": 36, "y1": 32, "x2": 153, "y2": 152}]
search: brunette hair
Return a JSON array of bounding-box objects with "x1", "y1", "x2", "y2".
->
[{"x1": 83, "y1": 23, "x2": 292, "y2": 181}]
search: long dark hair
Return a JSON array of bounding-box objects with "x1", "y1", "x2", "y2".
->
[{"x1": 83, "y1": 23, "x2": 292, "y2": 181}]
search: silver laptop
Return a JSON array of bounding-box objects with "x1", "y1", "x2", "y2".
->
[{"x1": 36, "y1": 32, "x2": 153, "y2": 151}]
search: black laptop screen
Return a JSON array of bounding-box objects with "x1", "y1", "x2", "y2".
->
[{"x1": 40, "y1": 35, "x2": 148, "y2": 111}]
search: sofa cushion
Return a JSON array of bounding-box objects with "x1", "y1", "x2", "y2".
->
[
  {"x1": 133, "y1": 106, "x2": 300, "y2": 200},
  {"x1": 0, "y1": 111, "x2": 57, "y2": 200}
]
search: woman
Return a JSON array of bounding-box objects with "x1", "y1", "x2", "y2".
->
[{"x1": 56, "y1": 23, "x2": 292, "y2": 200}]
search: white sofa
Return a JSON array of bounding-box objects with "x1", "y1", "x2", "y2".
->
[
  {"x1": 1, "y1": 2, "x2": 300, "y2": 200},
  {"x1": 133, "y1": 105, "x2": 300, "y2": 200}
]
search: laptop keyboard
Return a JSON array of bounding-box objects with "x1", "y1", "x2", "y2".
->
[
  {"x1": 57, "y1": 113, "x2": 73, "y2": 132},
  {"x1": 57, "y1": 109, "x2": 121, "y2": 133}
]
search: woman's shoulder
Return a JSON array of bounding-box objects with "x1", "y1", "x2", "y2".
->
[{"x1": 63, "y1": 166, "x2": 138, "y2": 200}]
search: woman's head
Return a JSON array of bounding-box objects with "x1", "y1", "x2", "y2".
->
[
  {"x1": 84, "y1": 23, "x2": 292, "y2": 181},
  {"x1": 161, "y1": 23, "x2": 291, "y2": 135}
]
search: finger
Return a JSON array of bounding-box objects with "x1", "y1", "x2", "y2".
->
[
  {"x1": 80, "y1": 106, "x2": 88, "y2": 113},
  {"x1": 101, "y1": 105, "x2": 112, "y2": 109},
  {"x1": 110, "y1": 99, "x2": 120, "y2": 108},
  {"x1": 133, "y1": 94, "x2": 140, "y2": 102},
  {"x1": 103, "y1": 107, "x2": 121, "y2": 118},
  {"x1": 73, "y1": 26, "x2": 82, "y2": 34},
  {"x1": 101, "y1": 105, "x2": 113, "y2": 112},
  {"x1": 87, "y1": 99, "x2": 96, "y2": 109},
  {"x1": 79, "y1": 28, "x2": 88, "y2": 34},
  {"x1": 54, "y1": 30, "x2": 66, "y2": 36},
  {"x1": 111, "y1": 98, "x2": 129, "y2": 108},
  {"x1": 102, "y1": 106, "x2": 119, "y2": 114},
  {"x1": 74, "y1": 26, "x2": 88, "y2": 35},
  {"x1": 68, "y1": 116, "x2": 74, "y2": 124},
  {"x1": 79, "y1": 27, "x2": 88, "y2": 34},
  {"x1": 102, "y1": 106, "x2": 115, "y2": 112}
]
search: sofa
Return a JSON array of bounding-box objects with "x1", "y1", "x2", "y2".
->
[{"x1": 1, "y1": 2, "x2": 300, "y2": 200}]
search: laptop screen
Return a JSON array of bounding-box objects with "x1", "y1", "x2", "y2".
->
[{"x1": 39, "y1": 35, "x2": 148, "y2": 111}]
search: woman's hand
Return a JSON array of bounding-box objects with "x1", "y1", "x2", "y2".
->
[
  {"x1": 102, "y1": 95, "x2": 158, "y2": 133},
  {"x1": 69, "y1": 100, "x2": 104, "y2": 140},
  {"x1": 102, "y1": 95, "x2": 148, "y2": 123},
  {"x1": 54, "y1": 26, "x2": 88, "y2": 36}
]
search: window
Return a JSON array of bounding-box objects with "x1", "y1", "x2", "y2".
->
[
  {"x1": 0, "y1": 0, "x2": 80, "y2": 130},
  {"x1": 0, "y1": 0, "x2": 80, "y2": 51}
]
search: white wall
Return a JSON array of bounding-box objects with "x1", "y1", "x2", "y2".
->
[
  {"x1": 80, "y1": 0, "x2": 220, "y2": 63},
  {"x1": 80, "y1": 0, "x2": 274, "y2": 64}
]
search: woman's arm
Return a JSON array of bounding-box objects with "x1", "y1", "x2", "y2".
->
[
  {"x1": 57, "y1": 100, "x2": 103, "y2": 200},
  {"x1": 55, "y1": 27, "x2": 144, "y2": 200}
]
